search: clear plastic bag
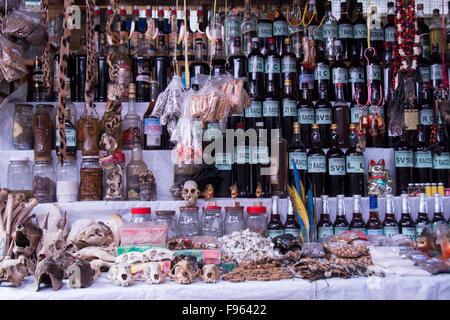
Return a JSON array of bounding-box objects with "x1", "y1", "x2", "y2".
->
[
  {"x1": 0, "y1": 35, "x2": 27, "y2": 82},
  {"x1": 300, "y1": 242, "x2": 325, "y2": 258},
  {"x1": 324, "y1": 241, "x2": 362, "y2": 258},
  {"x1": 3, "y1": 9, "x2": 43, "y2": 38}
]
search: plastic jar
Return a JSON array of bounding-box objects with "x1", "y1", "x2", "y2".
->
[
  {"x1": 131, "y1": 207, "x2": 152, "y2": 223},
  {"x1": 56, "y1": 158, "x2": 79, "y2": 202},
  {"x1": 13, "y1": 104, "x2": 34, "y2": 150},
  {"x1": 102, "y1": 152, "x2": 125, "y2": 200},
  {"x1": 177, "y1": 207, "x2": 201, "y2": 237},
  {"x1": 80, "y1": 156, "x2": 103, "y2": 201},
  {"x1": 32, "y1": 157, "x2": 56, "y2": 203},
  {"x1": 155, "y1": 210, "x2": 177, "y2": 240},
  {"x1": 7, "y1": 157, "x2": 32, "y2": 197},
  {"x1": 224, "y1": 203, "x2": 245, "y2": 235},
  {"x1": 201, "y1": 204, "x2": 223, "y2": 237},
  {"x1": 246, "y1": 205, "x2": 268, "y2": 237}
]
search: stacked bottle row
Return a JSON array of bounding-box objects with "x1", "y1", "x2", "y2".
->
[{"x1": 317, "y1": 193, "x2": 449, "y2": 242}]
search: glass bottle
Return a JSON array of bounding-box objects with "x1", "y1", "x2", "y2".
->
[
  {"x1": 381, "y1": 42, "x2": 394, "y2": 102},
  {"x1": 348, "y1": 45, "x2": 366, "y2": 104},
  {"x1": 75, "y1": 34, "x2": 87, "y2": 102},
  {"x1": 327, "y1": 124, "x2": 346, "y2": 197},
  {"x1": 289, "y1": 0, "x2": 304, "y2": 59},
  {"x1": 369, "y1": 6, "x2": 384, "y2": 57},
  {"x1": 284, "y1": 198, "x2": 301, "y2": 238},
  {"x1": 314, "y1": 43, "x2": 330, "y2": 102},
  {"x1": 353, "y1": 2, "x2": 367, "y2": 62},
  {"x1": 418, "y1": 85, "x2": 433, "y2": 141},
  {"x1": 143, "y1": 81, "x2": 162, "y2": 150},
  {"x1": 367, "y1": 86, "x2": 385, "y2": 148},
  {"x1": 96, "y1": 32, "x2": 109, "y2": 102},
  {"x1": 215, "y1": 130, "x2": 233, "y2": 198},
  {"x1": 414, "y1": 125, "x2": 433, "y2": 183},
  {"x1": 306, "y1": 0, "x2": 322, "y2": 48},
  {"x1": 225, "y1": 0, "x2": 242, "y2": 58},
  {"x1": 257, "y1": 3, "x2": 273, "y2": 56},
  {"x1": 181, "y1": 8, "x2": 194, "y2": 61},
  {"x1": 394, "y1": 130, "x2": 414, "y2": 195},
  {"x1": 207, "y1": 11, "x2": 224, "y2": 62},
  {"x1": 315, "y1": 86, "x2": 332, "y2": 148},
  {"x1": 126, "y1": 142, "x2": 148, "y2": 200},
  {"x1": 130, "y1": 208, "x2": 152, "y2": 223},
  {"x1": 366, "y1": 194, "x2": 383, "y2": 235},
  {"x1": 322, "y1": 1, "x2": 338, "y2": 61},
  {"x1": 350, "y1": 194, "x2": 366, "y2": 234},
  {"x1": 282, "y1": 79, "x2": 297, "y2": 141},
  {"x1": 288, "y1": 122, "x2": 307, "y2": 189},
  {"x1": 317, "y1": 195, "x2": 334, "y2": 240},
  {"x1": 382, "y1": 194, "x2": 399, "y2": 237},
  {"x1": 366, "y1": 48, "x2": 381, "y2": 97},
  {"x1": 155, "y1": 210, "x2": 177, "y2": 240},
  {"x1": 384, "y1": 2, "x2": 396, "y2": 47},
  {"x1": 431, "y1": 193, "x2": 446, "y2": 230},
  {"x1": 281, "y1": 38, "x2": 298, "y2": 98},
  {"x1": 144, "y1": 5, "x2": 155, "y2": 57},
  {"x1": 430, "y1": 44, "x2": 443, "y2": 90},
  {"x1": 155, "y1": 32, "x2": 169, "y2": 94},
  {"x1": 233, "y1": 122, "x2": 250, "y2": 197},
  {"x1": 432, "y1": 125, "x2": 450, "y2": 186},
  {"x1": 134, "y1": 33, "x2": 151, "y2": 102},
  {"x1": 272, "y1": 2, "x2": 288, "y2": 56},
  {"x1": 55, "y1": 108, "x2": 77, "y2": 158},
  {"x1": 416, "y1": 4, "x2": 431, "y2": 60},
  {"x1": 119, "y1": 6, "x2": 129, "y2": 54},
  {"x1": 211, "y1": 39, "x2": 226, "y2": 78},
  {"x1": 447, "y1": 1, "x2": 450, "y2": 64},
  {"x1": 337, "y1": 1, "x2": 353, "y2": 62},
  {"x1": 430, "y1": 9, "x2": 447, "y2": 55},
  {"x1": 250, "y1": 121, "x2": 270, "y2": 198},
  {"x1": 265, "y1": 38, "x2": 281, "y2": 97},
  {"x1": 32, "y1": 57, "x2": 44, "y2": 102},
  {"x1": 129, "y1": 6, "x2": 141, "y2": 57},
  {"x1": 345, "y1": 124, "x2": 365, "y2": 196},
  {"x1": 297, "y1": 83, "x2": 315, "y2": 147},
  {"x1": 190, "y1": 38, "x2": 210, "y2": 89},
  {"x1": 168, "y1": 7, "x2": 181, "y2": 63},
  {"x1": 333, "y1": 195, "x2": 349, "y2": 235},
  {"x1": 307, "y1": 124, "x2": 326, "y2": 196},
  {"x1": 270, "y1": 123, "x2": 287, "y2": 198},
  {"x1": 224, "y1": 203, "x2": 245, "y2": 234},
  {"x1": 415, "y1": 193, "x2": 431, "y2": 240},
  {"x1": 267, "y1": 196, "x2": 285, "y2": 238},
  {"x1": 33, "y1": 104, "x2": 52, "y2": 159},
  {"x1": 241, "y1": 0, "x2": 257, "y2": 56},
  {"x1": 116, "y1": 36, "x2": 132, "y2": 101},
  {"x1": 178, "y1": 207, "x2": 201, "y2": 237},
  {"x1": 194, "y1": 6, "x2": 207, "y2": 61},
  {"x1": 399, "y1": 194, "x2": 416, "y2": 240},
  {"x1": 332, "y1": 83, "x2": 350, "y2": 148},
  {"x1": 7, "y1": 157, "x2": 33, "y2": 198},
  {"x1": 156, "y1": 6, "x2": 168, "y2": 56},
  {"x1": 248, "y1": 38, "x2": 265, "y2": 100},
  {"x1": 103, "y1": 152, "x2": 125, "y2": 201},
  {"x1": 331, "y1": 40, "x2": 349, "y2": 102},
  {"x1": 263, "y1": 80, "x2": 281, "y2": 136},
  {"x1": 56, "y1": 157, "x2": 78, "y2": 202},
  {"x1": 122, "y1": 83, "x2": 142, "y2": 149}
]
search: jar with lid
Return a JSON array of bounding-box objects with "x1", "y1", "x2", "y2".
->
[
  {"x1": 33, "y1": 104, "x2": 52, "y2": 159},
  {"x1": 32, "y1": 157, "x2": 56, "y2": 203},
  {"x1": 102, "y1": 152, "x2": 125, "y2": 200},
  {"x1": 224, "y1": 202, "x2": 245, "y2": 235},
  {"x1": 246, "y1": 202, "x2": 268, "y2": 237},
  {"x1": 131, "y1": 207, "x2": 152, "y2": 223},
  {"x1": 155, "y1": 210, "x2": 177, "y2": 240},
  {"x1": 7, "y1": 157, "x2": 33, "y2": 198},
  {"x1": 201, "y1": 202, "x2": 223, "y2": 237},
  {"x1": 177, "y1": 207, "x2": 201, "y2": 237},
  {"x1": 56, "y1": 157, "x2": 79, "y2": 202},
  {"x1": 13, "y1": 104, "x2": 34, "y2": 150},
  {"x1": 81, "y1": 107, "x2": 100, "y2": 156},
  {"x1": 80, "y1": 156, "x2": 103, "y2": 201}
]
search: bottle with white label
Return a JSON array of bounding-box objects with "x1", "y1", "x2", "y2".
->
[
  {"x1": 250, "y1": 122, "x2": 270, "y2": 198},
  {"x1": 314, "y1": 44, "x2": 331, "y2": 102},
  {"x1": 414, "y1": 125, "x2": 433, "y2": 183},
  {"x1": 257, "y1": 3, "x2": 273, "y2": 56},
  {"x1": 284, "y1": 198, "x2": 301, "y2": 239},
  {"x1": 333, "y1": 195, "x2": 350, "y2": 235},
  {"x1": 315, "y1": 86, "x2": 332, "y2": 148},
  {"x1": 431, "y1": 193, "x2": 446, "y2": 230},
  {"x1": 350, "y1": 195, "x2": 366, "y2": 234},
  {"x1": 394, "y1": 130, "x2": 413, "y2": 195},
  {"x1": 143, "y1": 82, "x2": 162, "y2": 150},
  {"x1": 418, "y1": 84, "x2": 433, "y2": 141},
  {"x1": 297, "y1": 83, "x2": 315, "y2": 147},
  {"x1": 225, "y1": 0, "x2": 242, "y2": 58},
  {"x1": 307, "y1": 124, "x2": 326, "y2": 196},
  {"x1": 288, "y1": 122, "x2": 307, "y2": 188},
  {"x1": 322, "y1": 1, "x2": 338, "y2": 61},
  {"x1": 432, "y1": 125, "x2": 450, "y2": 186},
  {"x1": 282, "y1": 79, "x2": 297, "y2": 141},
  {"x1": 317, "y1": 195, "x2": 334, "y2": 240},
  {"x1": 248, "y1": 38, "x2": 265, "y2": 100},
  {"x1": 399, "y1": 194, "x2": 416, "y2": 240},
  {"x1": 353, "y1": 2, "x2": 367, "y2": 62},
  {"x1": 234, "y1": 122, "x2": 250, "y2": 197},
  {"x1": 430, "y1": 44, "x2": 442, "y2": 89},
  {"x1": 326, "y1": 124, "x2": 345, "y2": 197},
  {"x1": 337, "y1": 1, "x2": 353, "y2": 62},
  {"x1": 348, "y1": 45, "x2": 366, "y2": 105},
  {"x1": 366, "y1": 194, "x2": 384, "y2": 235},
  {"x1": 415, "y1": 193, "x2": 430, "y2": 240},
  {"x1": 382, "y1": 194, "x2": 399, "y2": 237},
  {"x1": 272, "y1": 3, "x2": 288, "y2": 56},
  {"x1": 331, "y1": 40, "x2": 349, "y2": 102},
  {"x1": 345, "y1": 124, "x2": 364, "y2": 196},
  {"x1": 267, "y1": 196, "x2": 285, "y2": 238},
  {"x1": 265, "y1": 38, "x2": 281, "y2": 97}
]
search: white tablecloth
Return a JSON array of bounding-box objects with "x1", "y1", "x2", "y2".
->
[{"x1": 1, "y1": 274, "x2": 449, "y2": 300}]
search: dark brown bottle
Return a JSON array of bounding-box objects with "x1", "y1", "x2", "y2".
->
[
  {"x1": 284, "y1": 198, "x2": 301, "y2": 238},
  {"x1": 263, "y1": 80, "x2": 281, "y2": 141},
  {"x1": 414, "y1": 125, "x2": 433, "y2": 183},
  {"x1": 265, "y1": 38, "x2": 281, "y2": 97},
  {"x1": 331, "y1": 40, "x2": 349, "y2": 102},
  {"x1": 282, "y1": 79, "x2": 297, "y2": 141},
  {"x1": 270, "y1": 123, "x2": 287, "y2": 198},
  {"x1": 432, "y1": 124, "x2": 450, "y2": 186},
  {"x1": 155, "y1": 37, "x2": 169, "y2": 94},
  {"x1": 399, "y1": 194, "x2": 416, "y2": 240},
  {"x1": 234, "y1": 122, "x2": 250, "y2": 197},
  {"x1": 317, "y1": 195, "x2": 334, "y2": 240},
  {"x1": 326, "y1": 124, "x2": 345, "y2": 197},
  {"x1": 431, "y1": 193, "x2": 445, "y2": 230},
  {"x1": 211, "y1": 39, "x2": 226, "y2": 78},
  {"x1": 143, "y1": 81, "x2": 161, "y2": 150},
  {"x1": 367, "y1": 86, "x2": 385, "y2": 147},
  {"x1": 314, "y1": 44, "x2": 331, "y2": 102},
  {"x1": 418, "y1": 84, "x2": 433, "y2": 141},
  {"x1": 332, "y1": 83, "x2": 350, "y2": 148},
  {"x1": 248, "y1": 38, "x2": 265, "y2": 100},
  {"x1": 297, "y1": 83, "x2": 315, "y2": 147},
  {"x1": 345, "y1": 124, "x2": 365, "y2": 196},
  {"x1": 394, "y1": 130, "x2": 414, "y2": 195},
  {"x1": 281, "y1": 38, "x2": 298, "y2": 98},
  {"x1": 96, "y1": 33, "x2": 109, "y2": 102},
  {"x1": 32, "y1": 57, "x2": 45, "y2": 102},
  {"x1": 307, "y1": 124, "x2": 326, "y2": 196},
  {"x1": 366, "y1": 195, "x2": 384, "y2": 235},
  {"x1": 350, "y1": 195, "x2": 366, "y2": 234},
  {"x1": 55, "y1": 108, "x2": 77, "y2": 157},
  {"x1": 257, "y1": 3, "x2": 272, "y2": 56},
  {"x1": 333, "y1": 195, "x2": 350, "y2": 235},
  {"x1": 430, "y1": 44, "x2": 442, "y2": 90},
  {"x1": 353, "y1": 2, "x2": 368, "y2": 62},
  {"x1": 227, "y1": 36, "x2": 246, "y2": 130},
  {"x1": 288, "y1": 122, "x2": 307, "y2": 189},
  {"x1": 74, "y1": 34, "x2": 87, "y2": 102},
  {"x1": 315, "y1": 86, "x2": 332, "y2": 148},
  {"x1": 382, "y1": 194, "x2": 399, "y2": 237},
  {"x1": 337, "y1": 2, "x2": 353, "y2": 62},
  {"x1": 268, "y1": 196, "x2": 285, "y2": 238},
  {"x1": 348, "y1": 45, "x2": 366, "y2": 105},
  {"x1": 251, "y1": 122, "x2": 270, "y2": 198},
  {"x1": 415, "y1": 193, "x2": 431, "y2": 240},
  {"x1": 272, "y1": 3, "x2": 288, "y2": 56},
  {"x1": 134, "y1": 34, "x2": 151, "y2": 102}
]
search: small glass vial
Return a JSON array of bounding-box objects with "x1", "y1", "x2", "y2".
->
[
  {"x1": 103, "y1": 152, "x2": 126, "y2": 200},
  {"x1": 246, "y1": 202, "x2": 268, "y2": 237},
  {"x1": 56, "y1": 157, "x2": 79, "y2": 202},
  {"x1": 80, "y1": 156, "x2": 103, "y2": 201},
  {"x1": 32, "y1": 157, "x2": 56, "y2": 203},
  {"x1": 131, "y1": 207, "x2": 152, "y2": 223},
  {"x1": 178, "y1": 207, "x2": 201, "y2": 237},
  {"x1": 155, "y1": 210, "x2": 177, "y2": 240},
  {"x1": 224, "y1": 202, "x2": 245, "y2": 235},
  {"x1": 7, "y1": 157, "x2": 32, "y2": 198},
  {"x1": 201, "y1": 202, "x2": 223, "y2": 237}
]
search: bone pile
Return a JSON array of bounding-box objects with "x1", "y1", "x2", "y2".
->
[{"x1": 218, "y1": 229, "x2": 282, "y2": 264}]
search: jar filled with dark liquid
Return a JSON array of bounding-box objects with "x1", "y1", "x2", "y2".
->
[
  {"x1": 233, "y1": 122, "x2": 250, "y2": 197},
  {"x1": 315, "y1": 86, "x2": 332, "y2": 148},
  {"x1": 414, "y1": 125, "x2": 433, "y2": 183},
  {"x1": 307, "y1": 124, "x2": 326, "y2": 196},
  {"x1": 382, "y1": 194, "x2": 399, "y2": 237},
  {"x1": 248, "y1": 38, "x2": 265, "y2": 100},
  {"x1": 332, "y1": 83, "x2": 350, "y2": 148},
  {"x1": 345, "y1": 124, "x2": 365, "y2": 196}
]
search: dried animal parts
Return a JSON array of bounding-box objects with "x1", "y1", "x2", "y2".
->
[
  {"x1": 181, "y1": 180, "x2": 201, "y2": 207},
  {"x1": 115, "y1": 248, "x2": 174, "y2": 265},
  {"x1": 200, "y1": 264, "x2": 222, "y2": 283},
  {"x1": 36, "y1": 210, "x2": 68, "y2": 261},
  {"x1": 35, "y1": 255, "x2": 66, "y2": 291},
  {"x1": 67, "y1": 259, "x2": 95, "y2": 289},
  {"x1": 0, "y1": 256, "x2": 28, "y2": 287},
  {"x1": 108, "y1": 264, "x2": 134, "y2": 287},
  {"x1": 168, "y1": 259, "x2": 200, "y2": 284},
  {"x1": 74, "y1": 221, "x2": 114, "y2": 249},
  {"x1": 143, "y1": 262, "x2": 165, "y2": 284}
]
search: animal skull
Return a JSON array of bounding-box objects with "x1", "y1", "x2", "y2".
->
[
  {"x1": 11, "y1": 220, "x2": 42, "y2": 274},
  {"x1": 181, "y1": 180, "x2": 200, "y2": 207},
  {"x1": 168, "y1": 259, "x2": 199, "y2": 284},
  {"x1": 35, "y1": 257, "x2": 65, "y2": 291},
  {"x1": 200, "y1": 264, "x2": 222, "y2": 283},
  {"x1": 0, "y1": 256, "x2": 28, "y2": 287},
  {"x1": 112, "y1": 264, "x2": 134, "y2": 287},
  {"x1": 143, "y1": 262, "x2": 165, "y2": 284},
  {"x1": 74, "y1": 222, "x2": 114, "y2": 249},
  {"x1": 36, "y1": 212, "x2": 68, "y2": 261}
]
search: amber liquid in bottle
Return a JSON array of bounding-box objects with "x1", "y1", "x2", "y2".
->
[
  {"x1": 270, "y1": 124, "x2": 287, "y2": 198},
  {"x1": 326, "y1": 124, "x2": 346, "y2": 197}
]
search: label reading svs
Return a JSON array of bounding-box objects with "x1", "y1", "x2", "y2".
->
[
  {"x1": 395, "y1": 150, "x2": 414, "y2": 167},
  {"x1": 257, "y1": 22, "x2": 273, "y2": 38},
  {"x1": 315, "y1": 108, "x2": 332, "y2": 124},
  {"x1": 328, "y1": 158, "x2": 346, "y2": 175},
  {"x1": 273, "y1": 21, "x2": 289, "y2": 36}
]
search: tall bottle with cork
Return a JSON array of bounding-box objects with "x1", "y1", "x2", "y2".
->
[{"x1": 143, "y1": 81, "x2": 161, "y2": 150}]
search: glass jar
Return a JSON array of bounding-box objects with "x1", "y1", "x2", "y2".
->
[
  {"x1": 246, "y1": 205, "x2": 268, "y2": 237},
  {"x1": 102, "y1": 152, "x2": 125, "y2": 200},
  {"x1": 32, "y1": 158, "x2": 56, "y2": 203},
  {"x1": 33, "y1": 104, "x2": 52, "y2": 159},
  {"x1": 177, "y1": 207, "x2": 201, "y2": 237},
  {"x1": 56, "y1": 158, "x2": 79, "y2": 202},
  {"x1": 80, "y1": 156, "x2": 103, "y2": 201},
  {"x1": 81, "y1": 109, "x2": 100, "y2": 156},
  {"x1": 155, "y1": 210, "x2": 177, "y2": 240},
  {"x1": 224, "y1": 204, "x2": 245, "y2": 235},
  {"x1": 7, "y1": 157, "x2": 32, "y2": 198},
  {"x1": 130, "y1": 207, "x2": 152, "y2": 223},
  {"x1": 44, "y1": 104, "x2": 56, "y2": 149},
  {"x1": 201, "y1": 205, "x2": 223, "y2": 237},
  {"x1": 13, "y1": 104, "x2": 34, "y2": 150}
]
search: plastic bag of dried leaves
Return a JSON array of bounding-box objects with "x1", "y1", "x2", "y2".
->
[{"x1": 0, "y1": 35, "x2": 27, "y2": 82}]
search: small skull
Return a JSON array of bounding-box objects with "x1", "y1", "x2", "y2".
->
[
  {"x1": 112, "y1": 265, "x2": 134, "y2": 287},
  {"x1": 143, "y1": 262, "x2": 165, "y2": 284},
  {"x1": 181, "y1": 180, "x2": 200, "y2": 207},
  {"x1": 168, "y1": 260, "x2": 199, "y2": 284},
  {"x1": 200, "y1": 264, "x2": 222, "y2": 283}
]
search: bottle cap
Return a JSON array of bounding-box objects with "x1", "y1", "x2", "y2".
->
[
  {"x1": 247, "y1": 206, "x2": 266, "y2": 214},
  {"x1": 35, "y1": 156, "x2": 52, "y2": 162},
  {"x1": 237, "y1": 122, "x2": 245, "y2": 129},
  {"x1": 131, "y1": 207, "x2": 151, "y2": 215}
]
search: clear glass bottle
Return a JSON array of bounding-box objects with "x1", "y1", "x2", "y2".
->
[
  {"x1": 415, "y1": 193, "x2": 430, "y2": 240},
  {"x1": 202, "y1": 203, "x2": 223, "y2": 237},
  {"x1": 80, "y1": 155, "x2": 103, "y2": 201},
  {"x1": 322, "y1": 1, "x2": 338, "y2": 61},
  {"x1": 33, "y1": 104, "x2": 52, "y2": 159},
  {"x1": 350, "y1": 194, "x2": 366, "y2": 234},
  {"x1": 155, "y1": 210, "x2": 177, "y2": 240},
  {"x1": 224, "y1": 203, "x2": 245, "y2": 235},
  {"x1": 143, "y1": 81, "x2": 162, "y2": 150},
  {"x1": 7, "y1": 157, "x2": 32, "y2": 198},
  {"x1": 56, "y1": 107, "x2": 77, "y2": 158},
  {"x1": 416, "y1": 4, "x2": 431, "y2": 60},
  {"x1": 56, "y1": 157, "x2": 78, "y2": 202},
  {"x1": 247, "y1": 203, "x2": 268, "y2": 237},
  {"x1": 130, "y1": 207, "x2": 152, "y2": 223},
  {"x1": 225, "y1": 0, "x2": 242, "y2": 58},
  {"x1": 32, "y1": 158, "x2": 56, "y2": 203},
  {"x1": 430, "y1": 9, "x2": 447, "y2": 55},
  {"x1": 241, "y1": 0, "x2": 257, "y2": 56},
  {"x1": 122, "y1": 83, "x2": 142, "y2": 149},
  {"x1": 126, "y1": 142, "x2": 148, "y2": 200},
  {"x1": 178, "y1": 207, "x2": 201, "y2": 237},
  {"x1": 317, "y1": 195, "x2": 334, "y2": 240},
  {"x1": 333, "y1": 195, "x2": 349, "y2": 234},
  {"x1": 115, "y1": 35, "x2": 132, "y2": 100},
  {"x1": 382, "y1": 194, "x2": 399, "y2": 237},
  {"x1": 81, "y1": 107, "x2": 100, "y2": 157}
]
